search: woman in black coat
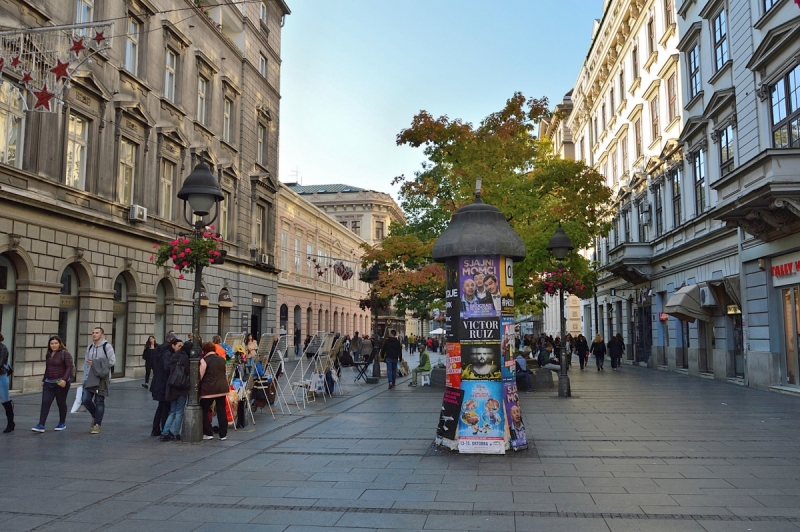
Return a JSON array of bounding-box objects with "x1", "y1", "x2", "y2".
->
[
  {"x1": 575, "y1": 334, "x2": 589, "y2": 370},
  {"x1": 608, "y1": 333, "x2": 625, "y2": 371},
  {"x1": 160, "y1": 339, "x2": 190, "y2": 441},
  {"x1": 590, "y1": 334, "x2": 607, "y2": 371},
  {"x1": 142, "y1": 336, "x2": 156, "y2": 389},
  {"x1": 149, "y1": 334, "x2": 174, "y2": 436}
]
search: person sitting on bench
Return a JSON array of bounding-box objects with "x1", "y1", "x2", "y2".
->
[
  {"x1": 515, "y1": 353, "x2": 532, "y2": 392},
  {"x1": 409, "y1": 348, "x2": 431, "y2": 387},
  {"x1": 539, "y1": 342, "x2": 562, "y2": 372}
]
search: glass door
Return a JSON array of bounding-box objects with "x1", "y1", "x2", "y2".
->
[{"x1": 782, "y1": 287, "x2": 799, "y2": 386}]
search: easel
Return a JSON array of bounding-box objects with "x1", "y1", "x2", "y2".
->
[{"x1": 288, "y1": 332, "x2": 330, "y2": 408}]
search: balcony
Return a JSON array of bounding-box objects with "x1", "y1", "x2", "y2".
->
[{"x1": 603, "y1": 242, "x2": 653, "y2": 284}]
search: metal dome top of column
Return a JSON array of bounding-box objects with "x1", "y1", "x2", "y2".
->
[{"x1": 431, "y1": 179, "x2": 527, "y2": 263}]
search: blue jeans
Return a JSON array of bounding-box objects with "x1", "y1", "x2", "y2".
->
[
  {"x1": 385, "y1": 358, "x2": 398, "y2": 385},
  {"x1": 82, "y1": 388, "x2": 105, "y2": 425},
  {"x1": 352, "y1": 350, "x2": 360, "y2": 362},
  {"x1": 162, "y1": 395, "x2": 187, "y2": 436},
  {"x1": 0, "y1": 374, "x2": 9, "y2": 403}
]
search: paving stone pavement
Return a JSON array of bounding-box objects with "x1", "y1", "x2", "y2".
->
[{"x1": 3, "y1": 354, "x2": 800, "y2": 531}]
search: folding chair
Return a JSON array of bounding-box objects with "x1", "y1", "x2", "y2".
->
[
  {"x1": 288, "y1": 332, "x2": 327, "y2": 409},
  {"x1": 354, "y1": 348, "x2": 375, "y2": 384}
]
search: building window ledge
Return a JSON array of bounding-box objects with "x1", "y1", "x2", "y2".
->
[
  {"x1": 616, "y1": 98, "x2": 627, "y2": 115},
  {"x1": 648, "y1": 135, "x2": 662, "y2": 150},
  {"x1": 684, "y1": 90, "x2": 704, "y2": 112},
  {"x1": 630, "y1": 77, "x2": 642, "y2": 95},
  {"x1": 659, "y1": 23, "x2": 677, "y2": 48},
  {"x1": 644, "y1": 51, "x2": 659, "y2": 72},
  {"x1": 708, "y1": 60, "x2": 733, "y2": 85},
  {"x1": 754, "y1": 0, "x2": 789, "y2": 30},
  {"x1": 119, "y1": 68, "x2": 153, "y2": 95},
  {"x1": 666, "y1": 117, "x2": 681, "y2": 133},
  {"x1": 159, "y1": 96, "x2": 186, "y2": 118}
]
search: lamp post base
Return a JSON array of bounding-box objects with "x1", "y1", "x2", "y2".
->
[
  {"x1": 558, "y1": 374, "x2": 571, "y2": 398},
  {"x1": 366, "y1": 376, "x2": 379, "y2": 384},
  {"x1": 182, "y1": 403, "x2": 203, "y2": 442}
]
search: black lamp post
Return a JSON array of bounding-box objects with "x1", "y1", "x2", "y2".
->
[
  {"x1": 547, "y1": 223, "x2": 574, "y2": 398},
  {"x1": 177, "y1": 162, "x2": 224, "y2": 442}
]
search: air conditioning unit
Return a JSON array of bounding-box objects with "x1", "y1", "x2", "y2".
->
[
  {"x1": 699, "y1": 286, "x2": 717, "y2": 307},
  {"x1": 259, "y1": 253, "x2": 269, "y2": 264},
  {"x1": 128, "y1": 204, "x2": 147, "y2": 223}
]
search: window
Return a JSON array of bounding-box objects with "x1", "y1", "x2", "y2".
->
[
  {"x1": 770, "y1": 65, "x2": 800, "y2": 148},
  {"x1": 667, "y1": 73, "x2": 678, "y2": 122},
  {"x1": 159, "y1": 159, "x2": 175, "y2": 219},
  {"x1": 634, "y1": 118, "x2": 642, "y2": 158},
  {"x1": 719, "y1": 124, "x2": 735, "y2": 176},
  {"x1": 619, "y1": 67, "x2": 625, "y2": 97},
  {"x1": 219, "y1": 190, "x2": 230, "y2": 240},
  {"x1": 580, "y1": 137, "x2": 586, "y2": 161},
  {"x1": 223, "y1": 98, "x2": 233, "y2": 143},
  {"x1": 647, "y1": 19, "x2": 656, "y2": 55},
  {"x1": 632, "y1": 45, "x2": 639, "y2": 78},
  {"x1": 693, "y1": 149, "x2": 706, "y2": 215},
  {"x1": 665, "y1": 0, "x2": 675, "y2": 27},
  {"x1": 621, "y1": 135, "x2": 628, "y2": 173},
  {"x1": 764, "y1": 0, "x2": 779, "y2": 10},
  {"x1": 294, "y1": 236, "x2": 301, "y2": 272},
  {"x1": 671, "y1": 168, "x2": 682, "y2": 228},
  {"x1": 124, "y1": 18, "x2": 140, "y2": 76},
  {"x1": 374, "y1": 221, "x2": 384, "y2": 241},
  {"x1": 260, "y1": 1, "x2": 268, "y2": 23},
  {"x1": 623, "y1": 209, "x2": 631, "y2": 242},
  {"x1": 654, "y1": 184, "x2": 664, "y2": 237},
  {"x1": 601, "y1": 103, "x2": 606, "y2": 130},
  {"x1": 351, "y1": 220, "x2": 361, "y2": 236},
  {"x1": 712, "y1": 10, "x2": 729, "y2": 71},
  {"x1": 118, "y1": 138, "x2": 137, "y2": 205},
  {"x1": 164, "y1": 49, "x2": 177, "y2": 102},
  {"x1": 593, "y1": 116, "x2": 598, "y2": 143},
  {"x1": 75, "y1": 0, "x2": 93, "y2": 28},
  {"x1": 688, "y1": 44, "x2": 701, "y2": 99},
  {"x1": 280, "y1": 231, "x2": 288, "y2": 269},
  {"x1": 610, "y1": 148, "x2": 617, "y2": 183},
  {"x1": 256, "y1": 205, "x2": 266, "y2": 248},
  {"x1": 650, "y1": 95, "x2": 660, "y2": 141},
  {"x1": 638, "y1": 203, "x2": 649, "y2": 242},
  {"x1": 609, "y1": 87, "x2": 615, "y2": 113},
  {"x1": 614, "y1": 217, "x2": 619, "y2": 247},
  {"x1": 65, "y1": 113, "x2": 88, "y2": 190},
  {"x1": 257, "y1": 124, "x2": 267, "y2": 166},
  {"x1": 197, "y1": 77, "x2": 207, "y2": 125},
  {"x1": 306, "y1": 243, "x2": 313, "y2": 269},
  {"x1": 0, "y1": 83, "x2": 24, "y2": 168},
  {"x1": 259, "y1": 54, "x2": 267, "y2": 78}
]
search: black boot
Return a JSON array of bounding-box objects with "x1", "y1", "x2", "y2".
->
[{"x1": 3, "y1": 401, "x2": 14, "y2": 433}]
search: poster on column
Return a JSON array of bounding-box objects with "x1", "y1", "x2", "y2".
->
[
  {"x1": 445, "y1": 258, "x2": 460, "y2": 343},
  {"x1": 459, "y1": 255, "x2": 501, "y2": 319},
  {"x1": 436, "y1": 386, "x2": 464, "y2": 440},
  {"x1": 458, "y1": 381, "x2": 506, "y2": 454},
  {"x1": 501, "y1": 257, "x2": 515, "y2": 313},
  {"x1": 501, "y1": 317, "x2": 516, "y2": 380},
  {"x1": 503, "y1": 382, "x2": 527, "y2": 451},
  {"x1": 460, "y1": 342, "x2": 501, "y2": 380},
  {"x1": 445, "y1": 342, "x2": 461, "y2": 389}
]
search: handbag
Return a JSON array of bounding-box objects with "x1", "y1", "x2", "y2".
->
[
  {"x1": 3, "y1": 363, "x2": 12, "y2": 376},
  {"x1": 167, "y1": 363, "x2": 190, "y2": 389},
  {"x1": 70, "y1": 386, "x2": 85, "y2": 413}
]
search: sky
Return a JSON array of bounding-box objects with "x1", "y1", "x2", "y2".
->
[{"x1": 277, "y1": 0, "x2": 603, "y2": 197}]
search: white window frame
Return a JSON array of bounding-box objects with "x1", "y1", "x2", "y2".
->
[
  {"x1": 223, "y1": 97, "x2": 233, "y2": 142},
  {"x1": 256, "y1": 204, "x2": 266, "y2": 249},
  {"x1": 125, "y1": 17, "x2": 140, "y2": 76},
  {"x1": 66, "y1": 112, "x2": 88, "y2": 190},
  {"x1": 260, "y1": 1, "x2": 268, "y2": 23},
  {"x1": 688, "y1": 44, "x2": 701, "y2": 99},
  {"x1": 257, "y1": 123, "x2": 267, "y2": 166},
  {"x1": 118, "y1": 138, "x2": 137, "y2": 205},
  {"x1": 219, "y1": 190, "x2": 230, "y2": 240},
  {"x1": 197, "y1": 76, "x2": 207, "y2": 125},
  {"x1": 164, "y1": 48, "x2": 177, "y2": 102},
  {"x1": 712, "y1": 9, "x2": 729, "y2": 71},
  {"x1": 75, "y1": 0, "x2": 93, "y2": 29},
  {"x1": 281, "y1": 231, "x2": 288, "y2": 269},
  {"x1": 159, "y1": 158, "x2": 175, "y2": 219},
  {"x1": 259, "y1": 54, "x2": 267, "y2": 78}
]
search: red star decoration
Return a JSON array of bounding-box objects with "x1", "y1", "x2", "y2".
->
[
  {"x1": 10, "y1": 55, "x2": 21, "y2": 69},
  {"x1": 20, "y1": 71, "x2": 33, "y2": 85},
  {"x1": 92, "y1": 31, "x2": 105, "y2": 46},
  {"x1": 49, "y1": 59, "x2": 70, "y2": 82},
  {"x1": 69, "y1": 38, "x2": 86, "y2": 55},
  {"x1": 33, "y1": 84, "x2": 54, "y2": 111},
  {"x1": 0, "y1": 57, "x2": 5, "y2": 75}
]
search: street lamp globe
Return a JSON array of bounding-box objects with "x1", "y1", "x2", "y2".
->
[
  {"x1": 546, "y1": 224, "x2": 574, "y2": 261},
  {"x1": 177, "y1": 162, "x2": 224, "y2": 218}
]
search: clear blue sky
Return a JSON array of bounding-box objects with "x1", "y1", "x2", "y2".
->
[{"x1": 278, "y1": 0, "x2": 602, "y2": 196}]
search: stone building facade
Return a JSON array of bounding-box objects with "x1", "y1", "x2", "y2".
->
[
  {"x1": 0, "y1": 0, "x2": 290, "y2": 391},
  {"x1": 275, "y1": 184, "x2": 371, "y2": 343}
]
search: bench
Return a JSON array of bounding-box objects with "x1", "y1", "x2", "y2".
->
[{"x1": 532, "y1": 369, "x2": 555, "y2": 389}]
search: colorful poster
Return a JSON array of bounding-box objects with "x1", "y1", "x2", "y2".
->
[
  {"x1": 500, "y1": 317, "x2": 516, "y2": 380},
  {"x1": 461, "y1": 317, "x2": 500, "y2": 341},
  {"x1": 503, "y1": 382, "x2": 527, "y2": 451},
  {"x1": 459, "y1": 255, "x2": 501, "y2": 318},
  {"x1": 501, "y1": 257, "x2": 515, "y2": 313},
  {"x1": 445, "y1": 342, "x2": 461, "y2": 389},
  {"x1": 460, "y1": 342, "x2": 501, "y2": 380},
  {"x1": 445, "y1": 258, "x2": 460, "y2": 343},
  {"x1": 458, "y1": 381, "x2": 506, "y2": 454},
  {"x1": 437, "y1": 387, "x2": 464, "y2": 440}
]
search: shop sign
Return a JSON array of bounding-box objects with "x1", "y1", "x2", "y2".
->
[
  {"x1": 199, "y1": 285, "x2": 209, "y2": 307},
  {"x1": 251, "y1": 294, "x2": 265, "y2": 308},
  {"x1": 770, "y1": 250, "x2": 800, "y2": 287},
  {"x1": 659, "y1": 312, "x2": 669, "y2": 321},
  {"x1": 219, "y1": 288, "x2": 233, "y2": 308},
  {"x1": 727, "y1": 305, "x2": 741, "y2": 315}
]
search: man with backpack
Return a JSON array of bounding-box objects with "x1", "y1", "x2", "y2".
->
[{"x1": 83, "y1": 327, "x2": 115, "y2": 434}]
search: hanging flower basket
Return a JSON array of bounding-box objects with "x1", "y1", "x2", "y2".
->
[
  {"x1": 532, "y1": 269, "x2": 592, "y2": 299},
  {"x1": 150, "y1": 226, "x2": 223, "y2": 280}
]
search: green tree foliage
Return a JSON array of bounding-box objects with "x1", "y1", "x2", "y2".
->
[{"x1": 362, "y1": 92, "x2": 612, "y2": 317}]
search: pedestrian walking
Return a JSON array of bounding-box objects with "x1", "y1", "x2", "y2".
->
[
  {"x1": 294, "y1": 327, "x2": 301, "y2": 357},
  {"x1": 31, "y1": 335, "x2": 74, "y2": 433},
  {"x1": 380, "y1": 329, "x2": 403, "y2": 389},
  {"x1": 150, "y1": 332, "x2": 176, "y2": 436},
  {"x1": 1, "y1": 333, "x2": 14, "y2": 433},
  {"x1": 160, "y1": 338, "x2": 190, "y2": 441},
  {"x1": 82, "y1": 327, "x2": 115, "y2": 434},
  {"x1": 199, "y1": 341, "x2": 229, "y2": 441},
  {"x1": 575, "y1": 334, "x2": 589, "y2": 370},
  {"x1": 591, "y1": 334, "x2": 606, "y2": 371},
  {"x1": 142, "y1": 335, "x2": 156, "y2": 389},
  {"x1": 609, "y1": 333, "x2": 625, "y2": 370},
  {"x1": 350, "y1": 332, "x2": 362, "y2": 362}
]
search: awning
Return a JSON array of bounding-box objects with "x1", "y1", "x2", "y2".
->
[
  {"x1": 723, "y1": 275, "x2": 742, "y2": 309},
  {"x1": 664, "y1": 284, "x2": 711, "y2": 323}
]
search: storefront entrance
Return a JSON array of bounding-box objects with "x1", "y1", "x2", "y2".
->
[
  {"x1": 634, "y1": 306, "x2": 652, "y2": 363},
  {"x1": 781, "y1": 286, "x2": 800, "y2": 386}
]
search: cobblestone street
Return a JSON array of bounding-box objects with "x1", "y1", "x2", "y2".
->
[{"x1": 3, "y1": 359, "x2": 800, "y2": 531}]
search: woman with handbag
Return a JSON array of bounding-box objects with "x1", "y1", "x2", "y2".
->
[
  {"x1": 31, "y1": 335, "x2": 74, "y2": 433},
  {"x1": 591, "y1": 334, "x2": 607, "y2": 371},
  {"x1": 1, "y1": 332, "x2": 14, "y2": 433},
  {"x1": 160, "y1": 338, "x2": 189, "y2": 441},
  {"x1": 142, "y1": 335, "x2": 156, "y2": 389},
  {"x1": 199, "y1": 341, "x2": 229, "y2": 441}
]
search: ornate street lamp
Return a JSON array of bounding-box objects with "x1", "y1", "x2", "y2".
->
[
  {"x1": 547, "y1": 223, "x2": 574, "y2": 398},
  {"x1": 177, "y1": 162, "x2": 224, "y2": 442}
]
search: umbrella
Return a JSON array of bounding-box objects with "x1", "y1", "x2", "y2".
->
[{"x1": 429, "y1": 328, "x2": 445, "y2": 335}]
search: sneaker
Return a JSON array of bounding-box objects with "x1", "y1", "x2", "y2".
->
[
  {"x1": 203, "y1": 434, "x2": 213, "y2": 440},
  {"x1": 91, "y1": 424, "x2": 100, "y2": 434},
  {"x1": 142, "y1": 383, "x2": 149, "y2": 388},
  {"x1": 219, "y1": 436, "x2": 227, "y2": 441},
  {"x1": 31, "y1": 424, "x2": 45, "y2": 433},
  {"x1": 159, "y1": 433, "x2": 175, "y2": 442},
  {"x1": 54, "y1": 424, "x2": 66, "y2": 431}
]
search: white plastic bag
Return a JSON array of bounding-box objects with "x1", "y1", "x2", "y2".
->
[{"x1": 70, "y1": 385, "x2": 85, "y2": 413}]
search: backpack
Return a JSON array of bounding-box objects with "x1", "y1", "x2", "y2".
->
[{"x1": 168, "y1": 361, "x2": 190, "y2": 389}]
